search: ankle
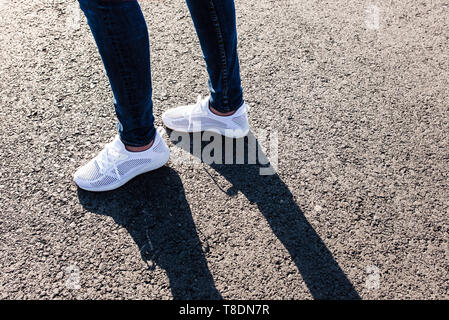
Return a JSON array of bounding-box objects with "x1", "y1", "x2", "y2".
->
[
  {"x1": 209, "y1": 105, "x2": 237, "y2": 117},
  {"x1": 125, "y1": 138, "x2": 154, "y2": 152}
]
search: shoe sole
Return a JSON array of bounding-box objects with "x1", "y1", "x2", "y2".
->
[{"x1": 75, "y1": 151, "x2": 170, "y2": 192}]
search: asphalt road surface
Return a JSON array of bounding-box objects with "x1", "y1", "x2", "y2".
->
[{"x1": 0, "y1": 0, "x2": 448, "y2": 299}]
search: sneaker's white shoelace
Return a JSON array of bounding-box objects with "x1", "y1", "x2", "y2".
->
[
  {"x1": 97, "y1": 145, "x2": 126, "y2": 179},
  {"x1": 186, "y1": 94, "x2": 205, "y2": 131}
]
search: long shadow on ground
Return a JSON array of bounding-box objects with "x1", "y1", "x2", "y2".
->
[
  {"x1": 168, "y1": 130, "x2": 360, "y2": 300},
  {"x1": 77, "y1": 166, "x2": 222, "y2": 300},
  {"x1": 77, "y1": 129, "x2": 360, "y2": 299}
]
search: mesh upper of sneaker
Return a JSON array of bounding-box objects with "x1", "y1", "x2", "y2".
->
[
  {"x1": 171, "y1": 118, "x2": 189, "y2": 126},
  {"x1": 152, "y1": 139, "x2": 167, "y2": 153},
  {"x1": 76, "y1": 137, "x2": 164, "y2": 184},
  {"x1": 165, "y1": 100, "x2": 242, "y2": 129},
  {"x1": 116, "y1": 158, "x2": 152, "y2": 176},
  {"x1": 90, "y1": 175, "x2": 118, "y2": 187},
  {"x1": 76, "y1": 161, "x2": 102, "y2": 181},
  {"x1": 195, "y1": 117, "x2": 229, "y2": 128},
  {"x1": 232, "y1": 114, "x2": 248, "y2": 127},
  {"x1": 74, "y1": 132, "x2": 170, "y2": 191}
]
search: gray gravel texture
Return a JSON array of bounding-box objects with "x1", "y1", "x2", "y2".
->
[{"x1": 0, "y1": 0, "x2": 448, "y2": 299}]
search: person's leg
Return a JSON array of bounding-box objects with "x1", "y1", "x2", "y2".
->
[
  {"x1": 78, "y1": 0, "x2": 154, "y2": 148},
  {"x1": 75, "y1": 0, "x2": 170, "y2": 192},
  {"x1": 185, "y1": 0, "x2": 244, "y2": 114}
]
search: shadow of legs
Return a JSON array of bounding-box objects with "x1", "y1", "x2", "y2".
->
[
  {"x1": 169, "y1": 130, "x2": 360, "y2": 299},
  {"x1": 77, "y1": 167, "x2": 222, "y2": 300}
]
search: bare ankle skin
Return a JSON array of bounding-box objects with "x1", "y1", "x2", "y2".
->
[
  {"x1": 209, "y1": 105, "x2": 237, "y2": 116},
  {"x1": 125, "y1": 138, "x2": 154, "y2": 152}
]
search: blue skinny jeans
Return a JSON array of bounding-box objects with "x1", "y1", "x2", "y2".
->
[{"x1": 78, "y1": 0, "x2": 244, "y2": 146}]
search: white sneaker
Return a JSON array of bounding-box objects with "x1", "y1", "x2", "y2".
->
[
  {"x1": 74, "y1": 130, "x2": 170, "y2": 192},
  {"x1": 162, "y1": 96, "x2": 250, "y2": 139}
]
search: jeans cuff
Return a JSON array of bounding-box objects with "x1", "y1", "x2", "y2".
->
[
  {"x1": 210, "y1": 96, "x2": 244, "y2": 113},
  {"x1": 118, "y1": 126, "x2": 156, "y2": 147}
]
